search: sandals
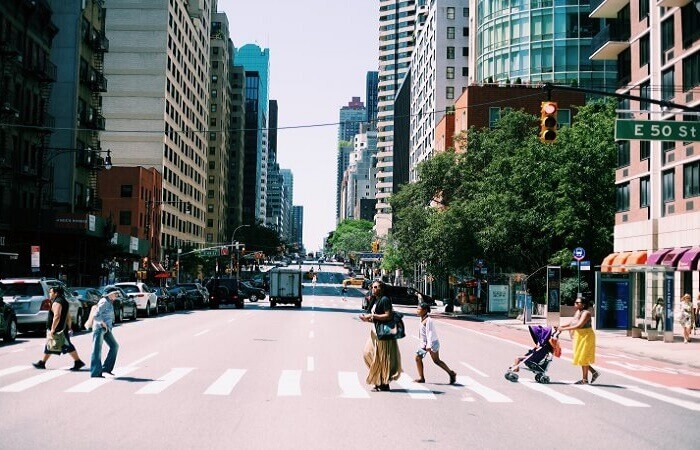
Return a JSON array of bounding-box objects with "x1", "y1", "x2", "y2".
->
[
  {"x1": 414, "y1": 378, "x2": 425, "y2": 383},
  {"x1": 372, "y1": 384, "x2": 391, "y2": 392},
  {"x1": 574, "y1": 379, "x2": 588, "y2": 385},
  {"x1": 590, "y1": 370, "x2": 600, "y2": 384},
  {"x1": 449, "y1": 371, "x2": 457, "y2": 385}
]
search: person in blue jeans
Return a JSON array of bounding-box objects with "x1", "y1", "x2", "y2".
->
[{"x1": 91, "y1": 288, "x2": 120, "y2": 378}]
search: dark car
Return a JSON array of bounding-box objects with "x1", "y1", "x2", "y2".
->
[
  {"x1": 153, "y1": 287, "x2": 176, "y2": 314},
  {"x1": 165, "y1": 286, "x2": 194, "y2": 310},
  {"x1": 362, "y1": 285, "x2": 437, "y2": 309},
  {"x1": 204, "y1": 278, "x2": 243, "y2": 309},
  {"x1": 238, "y1": 281, "x2": 266, "y2": 302},
  {"x1": 71, "y1": 287, "x2": 102, "y2": 330},
  {"x1": 174, "y1": 283, "x2": 210, "y2": 309},
  {"x1": 96, "y1": 286, "x2": 138, "y2": 322},
  {"x1": 0, "y1": 296, "x2": 18, "y2": 343}
]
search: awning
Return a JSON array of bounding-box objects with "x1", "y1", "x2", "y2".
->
[
  {"x1": 155, "y1": 272, "x2": 171, "y2": 279},
  {"x1": 611, "y1": 251, "x2": 632, "y2": 273},
  {"x1": 647, "y1": 248, "x2": 672, "y2": 266},
  {"x1": 661, "y1": 247, "x2": 691, "y2": 267},
  {"x1": 626, "y1": 250, "x2": 647, "y2": 266},
  {"x1": 678, "y1": 247, "x2": 700, "y2": 271},
  {"x1": 600, "y1": 253, "x2": 617, "y2": 272}
]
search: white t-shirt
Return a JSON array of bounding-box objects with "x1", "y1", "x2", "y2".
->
[{"x1": 419, "y1": 316, "x2": 440, "y2": 352}]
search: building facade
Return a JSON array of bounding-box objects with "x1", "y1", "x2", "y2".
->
[
  {"x1": 227, "y1": 63, "x2": 245, "y2": 231},
  {"x1": 292, "y1": 205, "x2": 304, "y2": 252},
  {"x1": 280, "y1": 169, "x2": 294, "y2": 242},
  {"x1": 366, "y1": 71, "x2": 379, "y2": 127}
]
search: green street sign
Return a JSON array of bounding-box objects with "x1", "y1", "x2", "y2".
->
[
  {"x1": 615, "y1": 120, "x2": 700, "y2": 142},
  {"x1": 200, "y1": 249, "x2": 218, "y2": 257}
]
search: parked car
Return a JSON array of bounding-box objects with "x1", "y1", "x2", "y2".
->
[
  {"x1": 153, "y1": 287, "x2": 176, "y2": 313},
  {"x1": 174, "y1": 283, "x2": 209, "y2": 309},
  {"x1": 115, "y1": 282, "x2": 159, "y2": 317},
  {"x1": 165, "y1": 286, "x2": 194, "y2": 310},
  {"x1": 96, "y1": 285, "x2": 138, "y2": 323},
  {"x1": 362, "y1": 285, "x2": 437, "y2": 310},
  {"x1": 0, "y1": 296, "x2": 18, "y2": 343},
  {"x1": 342, "y1": 275, "x2": 368, "y2": 288},
  {"x1": 204, "y1": 278, "x2": 243, "y2": 309},
  {"x1": 71, "y1": 287, "x2": 102, "y2": 330},
  {"x1": 0, "y1": 278, "x2": 82, "y2": 332},
  {"x1": 238, "y1": 281, "x2": 266, "y2": 302}
]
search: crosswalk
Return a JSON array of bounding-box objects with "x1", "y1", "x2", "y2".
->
[{"x1": 1, "y1": 362, "x2": 699, "y2": 412}]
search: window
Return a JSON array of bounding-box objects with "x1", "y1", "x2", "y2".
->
[
  {"x1": 462, "y1": 47, "x2": 469, "y2": 57},
  {"x1": 211, "y1": 75, "x2": 218, "y2": 83},
  {"x1": 462, "y1": 67, "x2": 469, "y2": 77},
  {"x1": 212, "y1": 61, "x2": 218, "y2": 68},
  {"x1": 447, "y1": 27, "x2": 455, "y2": 39},
  {"x1": 558, "y1": 109, "x2": 571, "y2": 127},
  {"x1": 211, "y1": 89, "x2": 217, "y2": 98},
  {"x1": 639, "y1": 0, "x2": 649, "y2": 20},
  {"x1": 489, "y1": 107, "x2": 501, "y2": 128},
  {"x1": 120, "y1": 185, "x2": 133, "y2": 198},
  {"x1": 463, "y1": 7, "x2": 469, "y2": 17},
  {"x1": 681, "y1": 3, "x2": 700, "y2": 49},
  {"x1": 662, "y1": 68, "x2": 675, "y2": 101},
  {"x1": 639, "y1": 141, "x2": 650, "y2": 160},
  {"x1": 447, "y1": 7, "x2": 455, "y2": 19},
  {"x1": 208, "y1": 161, "x2": 215, "y2": 170},
  {"x1": 446, "y1": 86, "x2": 454, "y2": 100},
  {"x1": 213, "y1": 47, "x2": 219, "y2": 55},
  {"x1": 207, "y1": 219, "x2": 214, "y2": 227},
  {"x1": 119, "y1": 211, "x2": 132, "y2": 226},
  {"x1": 206, "y1": 233, "x2": 213, "y2": 242},
  {"x1": 210, "y1": 118, "x2": 217, "y2": 126},
  {"x1": 208, "y1": 190, "x2": 214, "y2": 198},
  {"x1": 662, "y1": 169, "x2": 675, "y2": 202},
  {"x1": 639, "y1": 82, "x2": 650, "y2": 111},
  {"x1": 446, "y1": 67, "x2": 455, "y2": 79},
  {"x1": 682, "y1": 51, "x2": 700, "y2": 91},
  {"x1": 640, "y1": 177, "x2": 650, "y2": 208},
  {"x1": 661, "y1": 19, "x2": 674, "y2": 53},
  {"x1": 463, "y1": 27, "x2": 469, "y2": 37},
  {"x1": 208, "y1": 175, "x2": 215, "y2": 183},
  {"x1": 207, "y1": 204, "x2": 214, "y2": 213},
  {"x1": 684, "y1": 161, "x2": 700, "y2": 198},
  {"x1": 209, "y1": 146, "x2": 215, "y2": 155},
  {"x1": 639, "y1": 34, "x2": 649, "y2": 68},
  {"x1": 616, "y1": 182, "x2": 630, "y2": 212},
  {"x1": 447, "y1": 47, "x2": 455, "y2": 59},
  {"x1": 617, "y1": 141, "x2": 630, "y2": 167},
  {"x1": 211, "y1": 103, "x2": 217, "y2": 112}
]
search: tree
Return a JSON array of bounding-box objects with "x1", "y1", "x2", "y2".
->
[{"x1": 328, "y1": 219, "x2": 373, "y2": 255}]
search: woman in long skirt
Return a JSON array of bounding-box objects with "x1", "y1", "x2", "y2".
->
[
  {"x1": 559, "y1": 296, "x2": 599, "y2": 384},
  {"x1": 360, "y1": 281, "x2": 402, "y2": 391}
]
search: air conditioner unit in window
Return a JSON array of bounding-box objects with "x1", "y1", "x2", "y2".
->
[{"x1": 664, "y1": 49, "x2": 674, "y2": 63}]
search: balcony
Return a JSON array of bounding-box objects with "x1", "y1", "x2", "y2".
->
[
  {"x1": 89, "y1": 30, "x2": 109, "y2": 53},
  {"x1": 656, "y1": 0, "x2": 690, "y2": 6},
  {"x1": 88, "y1": 71, "x2": 107, "y2": 92},
  {"x1": 589, "y1": 21, "x2": 630, "y2": 61},
  {"x1": 83, "y1": 112, "x2": 105, "y2": 130},
  {"x1": 590, "y1": 0, "x2": 630, "y2": 18}
]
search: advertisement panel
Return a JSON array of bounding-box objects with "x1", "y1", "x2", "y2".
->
[{"x1": 488, "y1": 284, "x2": 509, "y2": 312}]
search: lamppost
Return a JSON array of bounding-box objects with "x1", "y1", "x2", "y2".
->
[{"x1": 230, "y1": 224, "x2": 251, "y2": 278}]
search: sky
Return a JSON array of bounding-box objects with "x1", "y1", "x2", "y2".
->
[{"x1": 218, "y1": 0, "x2": 380, "y2": 253}]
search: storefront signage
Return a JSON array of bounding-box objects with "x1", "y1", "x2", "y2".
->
[
  {"x1": 488, "y1": 284, "x2": 509, "y2": 312},
  {"x1": 54, "y1": 213, "x2": 89, "y2": 230}
]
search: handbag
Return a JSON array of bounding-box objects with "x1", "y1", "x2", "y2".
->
[
  {"x1": 375, "y1": 311, "x2": 406, "y2": 340},
  {"x1": 46, "y1": 330, "x2": 66, "y2": 353}
]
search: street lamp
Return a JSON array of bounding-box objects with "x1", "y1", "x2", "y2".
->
[{"x1": 231, "y1": 224, "x2": 251, "y2": 278}]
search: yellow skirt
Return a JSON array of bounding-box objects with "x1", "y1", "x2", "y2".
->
[
  {"x1": 363, "y1": 329, "x2": 402, "y2": 386},
  {"x1": 572, "y1": 328, "x2": 596, "y2": 366}
]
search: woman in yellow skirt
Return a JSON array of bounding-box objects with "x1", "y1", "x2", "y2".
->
[{"x1": 559, "y1": 296, "x2": 599, "y2": 384}]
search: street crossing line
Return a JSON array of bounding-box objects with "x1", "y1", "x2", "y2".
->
[
  {"x1": 127, "y1": 352, "x2": 158, "y2": 367},
  {"x1": 135, "y1": 368, "x2": 194, "y2": 395},
  {"x1": 460, "y1": 361, "x2": 489, "y2": 377},
  {"x1": 0, "y1": 365, "x2": 30, "y2": 379},
  {"x1": 278, "y1": 369, "x2": 302, "y2": 396},
  {"x1": 667, "y1": 387, "x2": 700, "y2": 400},
  {"x1": 0, "y1": 366, "x2": 72, "y2": 392},
  {"x1": 204, "y1": 369, "x2": 246, "y2": 396},
  {"x1": 572, "y1": 384, "x2": 649, "y2": 407},
  {"x1": 65, "y1": 366, "x2": 140, "y2": 393},
  {"x1": 621, "y1": 385, "x2": 700, "y2": 411},
  {"x1": 396, "y1": 373, "x2": 437, "y2": 399},
  {"x1": 458, "y1": 375, "x2": 512, "y2": 403},
  {"x1": 194, "y1": 329, "x2": 210, "y2": 337},
  {"x1": 338, "y1": 371, "x2": 370, "y2": 399},
  {"x1": 519, "y1": 379, "x2": 584, "y2": 405}
]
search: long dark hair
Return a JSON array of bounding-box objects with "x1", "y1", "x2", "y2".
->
[{"x1": 50, "y1": 286, "x2": 64, "y2": 297}]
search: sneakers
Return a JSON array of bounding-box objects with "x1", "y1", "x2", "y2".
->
[
  {"x1": 32, "y1": 360, "x2": 46, "y2": 369},
  {"x1": 449, "y1": 371, "x2": 457, "y2": 385},
  {"x1": 70, "y1": 360, "x2": 85, "y2": 371}
]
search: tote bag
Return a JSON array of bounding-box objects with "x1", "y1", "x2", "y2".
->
[{"x1": 375, "y1": 311, "x2": 406, "y2": 340}]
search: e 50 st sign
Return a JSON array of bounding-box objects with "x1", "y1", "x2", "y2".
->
[{"x1": 615, "y1": 120, "x2": 700, "y2": 142}]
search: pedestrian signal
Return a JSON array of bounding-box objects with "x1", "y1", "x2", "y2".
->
[{"x1": 540, "y1": 101, "x2": 558, "y2": 143}]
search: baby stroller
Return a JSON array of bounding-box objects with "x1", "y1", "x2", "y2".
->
[{"x1": 504, "y1": 325, "x2": 561, "y2": 384}]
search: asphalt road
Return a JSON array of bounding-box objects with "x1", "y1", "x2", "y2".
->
[{"x1": 0, "y1": 269, "x2": 697, "y2": 450}]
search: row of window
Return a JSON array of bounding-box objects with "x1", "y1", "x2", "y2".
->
[{"x1": 616, "y1": 161, "x2": 700, "y2": 211}]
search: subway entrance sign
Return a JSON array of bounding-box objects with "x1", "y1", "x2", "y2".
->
[{"x1": 615, "y1": 120, "x2": 700, "y2": 142}]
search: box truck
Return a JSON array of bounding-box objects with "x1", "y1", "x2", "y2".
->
[{"x1": 269, "y1": 268, "x2": 303, "y2": 308}]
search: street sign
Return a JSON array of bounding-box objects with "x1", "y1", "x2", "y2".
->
[
  {"x1": 201, "y1": 249, "x2": 218, "y2": 257},
  {"x1": 570, "y1": 260, "x2": 591, "y2": 270},
  {"x1": 615, "y1": 119, "x2": 700, "y2": 142},
  {"x1": 573, "y1": 247, "x2": 585, "y2": 261}
]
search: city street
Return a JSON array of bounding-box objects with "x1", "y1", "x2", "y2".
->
[{"x1": 0, "y1": 271, "x2": 697, "y2": 450}]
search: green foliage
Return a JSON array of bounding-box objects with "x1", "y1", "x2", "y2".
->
[{"x1": 328, "y1": 219, "x2": 374, "y2": 255}]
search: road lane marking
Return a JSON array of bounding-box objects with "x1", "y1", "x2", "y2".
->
[
  {"x1": 65, "y1": 366, "x2": 140, "y2": 393},
  {"x1": 460, "y1": 361, "x2": 489, "y2": 377},
  {"x1": 338, "y1": 371, "x2": 370, "y2": 399},
  {"x1": 620, "y1": 385, "x2": 700, "y2": 411},
  {"x1": 307, "y1": 357, "x2": 314, "y2": 372},
  {"x1": 519, "y1": 378, "x2": 584, "y2": 405},
  {"x1": 0, "y1": 366, "x2": 72, "y2": 392},
  {"x1": 309, "y1": 331, "x2": 314, "y2": 339},
  {"x1": 127, "y1": 352, "x2": 158, "y2": 367},
  {"x1": 136, "y1": 368, "x2": 194, "y2": 394},
  {"x1": 571, "y1": 384, "x2": 649, "y2": 407},
  {"x1": 278, "y1": 369, "x2": 302, "y2": 396},
  {"x1": 458, "y1": 375, "x2": 512, "y2": 403},
  {"x1": 396, "y1": 373, "x2": 436, "y2": 399},
  {"x1": 204, "y1": 369, "x2": 246, "y2": 396},
  {"x1": 667, "y1": 387, "x2": 700, "y2": 400},
  {"x1": 194, "y1": 329, "x2": 210, "y2": 337},
  {"x1": 0, "y1": 366, "x2": 30, "y2": 378}
]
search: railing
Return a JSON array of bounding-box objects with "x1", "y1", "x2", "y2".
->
[
  {"x1": 589, "y1": 20, "x2": 630, "y2": 57},
  {"x1": 30, "y1": 59, "x2": 57, "y2": 82}
]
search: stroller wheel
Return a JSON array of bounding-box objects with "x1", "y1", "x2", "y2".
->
[
  {"x1": 505, "y1": 371, "x2": 519, "y2": 382},
  {"x1": 540, "y1": 376, "x2": 550, "y2": 384},
  {"x1": 534, "y1": 374, "x2": 542, "y2": 383}
]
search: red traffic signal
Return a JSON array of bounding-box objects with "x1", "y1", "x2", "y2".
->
[{"x1": 540, "y1": 101, "x2": 558, "y2": 143}]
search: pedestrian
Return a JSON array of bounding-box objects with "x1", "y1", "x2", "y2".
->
[
  {"x1": 413, "y1": 302, "x2": 456, "y2": 384},
  {"x1": 558, "y1": 296, "x2": 599, "y2": 384},
  {"x1": 678, "y1": 293, "x2": 693, "y2": 343},
  {"x1": 341, "y1": 285, "x2": 348, "y2": 301},
  {"x1": 32, "y1": 286, "x2": 85, "y2": 371},
  {"x1": 90, "y1": 287, "x2": 120, "y2": 378},
  {"x1": 360, "y1": 281, "x2": 402, "y2": 391},
  {"x1": 653, "y1": 298, "x2": 664, "y2": 331},
  {"x1": 312, "y1": 273, "x2": 317, "y2": 288},
  {"x1": 695, "y1": 293, "x2": 700, "y2": 334}
]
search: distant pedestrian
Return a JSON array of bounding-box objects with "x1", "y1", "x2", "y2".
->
[
  {"x1": 414, "y1": 302, "x2": 456, "y2": 384},
  {"x1": 695, "y1": 293, "x2": 700, "y2": 333},
  {"x1": 653, "y1": 298, "x2": 664, "y2": 331},
  {"x1": 558, "y1": 296, "x2": 599, "y2": 384},
  {"x1": 90, "y1": 287, "x2": 120, "y2": 378},
  {"x1": 312, "y1": 274, "x2": 317, "y2": 288},
  {"x1": 32, "y1": 286, "x2": 85, "y2": 371},
  {"x1": 679, "y1": 293, "x2": 693, "y2": 343}
]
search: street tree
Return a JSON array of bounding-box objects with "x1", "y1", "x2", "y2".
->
[{"x1": 328, "y1": 219, "x2": 374, "y2": 255}]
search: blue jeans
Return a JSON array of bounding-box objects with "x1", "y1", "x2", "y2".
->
[{"x1": 91, "y1": 327, "x2": 119, "y2": 377}]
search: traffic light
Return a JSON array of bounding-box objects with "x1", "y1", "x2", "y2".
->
[{"x1": 540, "y1": 101, "x2": 558, "y2": 143}]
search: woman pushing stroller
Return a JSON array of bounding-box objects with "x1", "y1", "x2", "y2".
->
[{"x1": 558, "y1": 295, "x2": 600, "y2": 384}]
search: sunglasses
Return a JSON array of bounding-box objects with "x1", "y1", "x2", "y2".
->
[
  {"x1": 371, "y1": 286, "x2": 380, "y2": 289},
  {"x1": 574, "y1": 301, "x2": 582, "y2": 304}
]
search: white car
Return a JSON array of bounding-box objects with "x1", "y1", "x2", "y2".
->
[
  {"x1": 115, "y1": 282, "x2": 158, "y2": 317},
  {"x1": 0, "y1": 278, "x2": 82, "y2": 332}
]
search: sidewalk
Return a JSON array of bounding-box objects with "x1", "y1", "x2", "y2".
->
[{"x1": 432, "y1": 311, "x2": 700, "y2": 369}]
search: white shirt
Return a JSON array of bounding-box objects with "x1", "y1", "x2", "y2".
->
[{"x1": 418, "y1": 315, "x2": 440, "y2": 352}]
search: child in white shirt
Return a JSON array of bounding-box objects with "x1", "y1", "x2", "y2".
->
[{"x1": 415, "y1": 302, "x2": 457, "y2": 384}]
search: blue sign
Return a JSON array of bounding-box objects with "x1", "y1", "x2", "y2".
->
[{"x1": 573, "y1": 247, "x2": 585, "y2": 261}]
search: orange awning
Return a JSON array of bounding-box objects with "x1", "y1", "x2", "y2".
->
[
  {"x1": 611, "y1": 251, "x2": 633, "y2": 273},
  {"x1": 625, "y1": 250, "x2": 647, "y2": 267},
  {"x1": 600, "y1": 253, "x2": 617, "y2": 272}
]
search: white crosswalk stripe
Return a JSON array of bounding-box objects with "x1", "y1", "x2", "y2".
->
[
  {"x1": 572, "y1": 383, "x2": 649, "y2": 407},
  {"x1": 65, "y1": 366, "x2": 140, "y2": 393},
  {"x1": 621, "y1": 384, "x2": 700, "y2": 411},
  {"x1": 204, "y1": 369, "x2": 246, "y2": 396},
  {"x1": 519, "y1": 378, "x2": 584, "y2": 405},
  {"x1": 458, "y1": 375, "x2": 513, "y2": 403},
  {"x1": 396, "y1": 373, "x2": 437, "y2": 399},
  {"x1": 0, "y1": 366, "x2": 72, "y2": 392},
  {"x1": 135, "y1": 368, "x2": 194, "y2": 395},
  {"x1": 278, "y1": 369, "x2": 302, "y2": 396},
  {"x1": 338, "y1": 371, "x2": 370, "y2": 399},
  {"x1": 0, "y1": 365, "x2": 30, "y2": 379}
]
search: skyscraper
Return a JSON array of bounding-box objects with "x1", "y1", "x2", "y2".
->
[
  {"x1": 365, "y1": 71, "x2": 379, "y2": 128},
  {"x1": 292, "y1": 205, "x2": 304, "y2": 252},
  {"x1": 338, "y1": 97, "x2": 366, "y2": 142}
]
